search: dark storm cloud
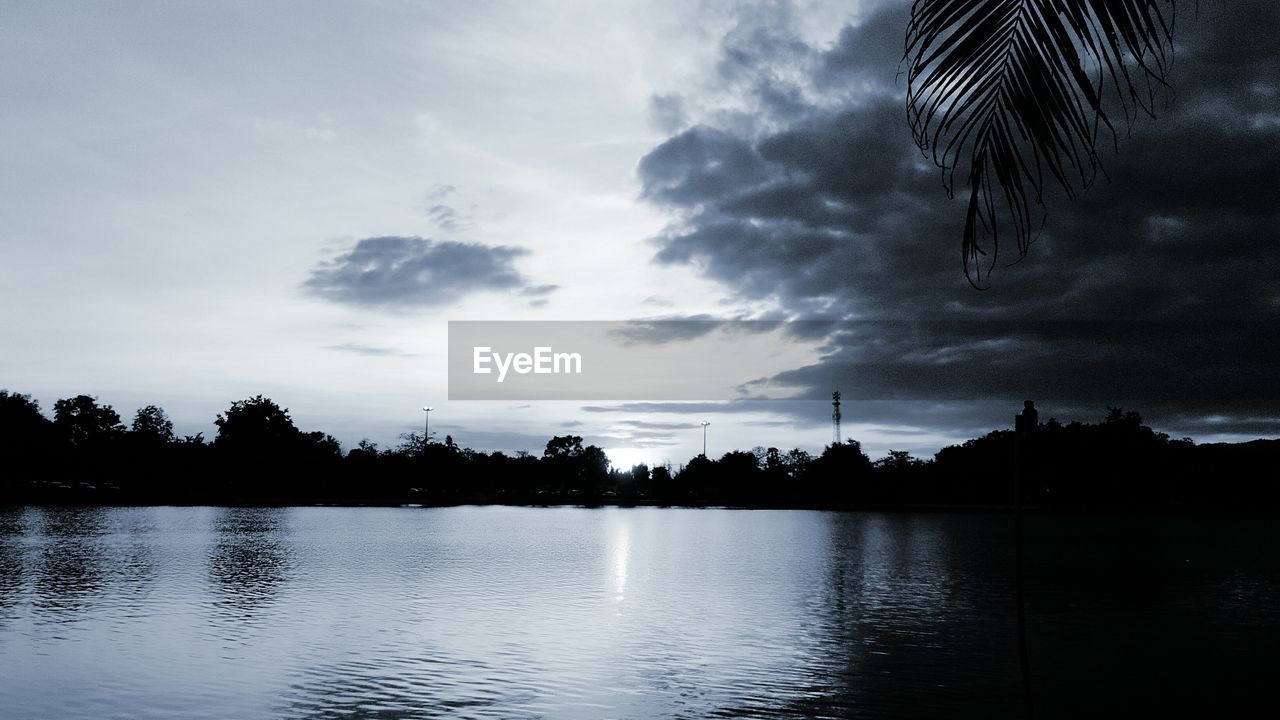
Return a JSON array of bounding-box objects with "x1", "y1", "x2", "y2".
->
[
  {"x1": 303, "y1": 236, "x2": 536, "y2": 308},
  {"x1": 637, "y1": 0, "x2": 1280, "y2": 440},
  {"x1": 812, "y1": 9, "x2": 908, "y2": 92},
  {"x1": 639, "y1": 127, "x2": 772, "y2": 206}
]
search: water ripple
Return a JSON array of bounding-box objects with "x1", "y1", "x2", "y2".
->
[{"x1": 0, "y1": 507, "x2": 1275, "y2": 718}]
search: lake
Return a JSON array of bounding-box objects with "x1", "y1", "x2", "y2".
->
[{"x1": 0, "y1": 506, "x2": 1275, "y2": 718}]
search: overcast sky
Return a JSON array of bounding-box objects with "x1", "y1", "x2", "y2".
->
[{"x1": 3, "y1": 0, "x2": 1277, "y2": 469}]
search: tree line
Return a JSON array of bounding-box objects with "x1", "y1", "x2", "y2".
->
[{"x1": 2, "y1": 390, "x2": 1277, "y2": 508}]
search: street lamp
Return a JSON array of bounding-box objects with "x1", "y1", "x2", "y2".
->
[
  {"x1": 422, "y1": 406, "x2": 434, "y2": 448},
  {"x1": 700, "y1": 420, "x2": 711, "y2": 457}
]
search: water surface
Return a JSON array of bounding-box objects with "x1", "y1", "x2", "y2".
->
[{"x1": 0, "y1": 507, "x2": 1274, "y2": 718}]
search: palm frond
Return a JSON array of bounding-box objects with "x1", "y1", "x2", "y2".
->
[{"x1": 904, "y1": 0, "x2": 1182, "y2": 286}]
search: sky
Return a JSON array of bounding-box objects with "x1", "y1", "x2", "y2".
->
[{"x1": 2, "y1": 0, "x2": 1277, "y2": 469}]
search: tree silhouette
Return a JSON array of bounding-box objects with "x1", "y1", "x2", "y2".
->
[
  {"x1": 904, "y1": 0, "x2": 1184, "y2": 284},
  {"x1": 4, "y1": 385, "x2": 1279, "y2": 509},
  {"x1": 541, "y1": 435, "x2": 611, "y2": 498},
  {"x1": 53, "y1": 395, "x2": 125, "y2": 448},
  {"x1": 214, "y1": 395, "x2": 301, "y2": 455},
  {"x1": 543, "y1": 434, "x2": 587, "y2": 460},
  {"x1": 0, "y1": 391, "x2": 50, "y2": 450},
  {"x1": 0, "y1": 390, "x2": 54, "y2": 486},
  {"x1": 130, "y1": 405, "x2": 175, "y2": 443},
  {"x1": 213, "y1": 396, "x2": 310, "y2": 500}
]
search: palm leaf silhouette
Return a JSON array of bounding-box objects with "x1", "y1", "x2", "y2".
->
[{"x1": 904, "y1": 0, "x2": 1183, "y2": 285}]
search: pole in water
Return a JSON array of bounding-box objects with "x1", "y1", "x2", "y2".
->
[{"x1": 1014, "y1": 400, "x2": 1037, "y2": 718}]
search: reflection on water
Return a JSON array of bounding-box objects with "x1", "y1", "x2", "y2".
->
[
  {"x1": 33, "y1": 508, "x2": 109, "y2": 618},
  {"x1": 0, "y1": 508, "x2": 25, "y2": 621},
  {"x1": 1022, "y1": 514, "x2": 1280, "y2": 717},
  {"x1": 208, "y1": 509, "x2": 292, "y2": 622},
  {"x1": 800, "y1": 515, "x2": 1019, "y2": 718},
  {"x1": 611, "y1": 516, "x2": 630, "y2": 604},
  {"x1": 0, "y1": 507, "x2": 1276, "y2": 719}
]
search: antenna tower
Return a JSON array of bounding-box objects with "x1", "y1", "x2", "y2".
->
[{"x1": 832, "y1": 389, "x2": 842, "y2": 445}]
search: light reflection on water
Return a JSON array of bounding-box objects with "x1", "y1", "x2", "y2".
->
[{"x1": 0, "y1": 506, "x2": 1275, "y2": 718}]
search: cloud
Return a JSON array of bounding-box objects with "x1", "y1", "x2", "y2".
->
[
  {"x1": 303, "y1": 236, "x2": 538, "y2": 308},
  {"x1": 519, "y1": 283, "x2": 560, "y2": 308},
  {"x1": 581, "y1": 400, "x2": 796, "y2": 415},
  {"x1": 606, "y1": 316, "x2": 812, "y2": 349},
  {"x1": 323, "y1": 342, "x2": 417, "y2": 357},
  {"x1": 520, "y1": 284, "x2": 560, "y2": 297},
  {"x1": 607, "y1": 315, "x2": 726, "y2": 345},
  {"x1": 640, "y1": 126, "x2": 773, "y2": 206},
  {"x1": 635, "y1": 0, "x2": 1280, "y2": 440},
  {"x1": 612, "y1": 419, "x2": 702, "y2": 431},
  {"x1": 419, "y1": 185, "x2": 477, "y2": 234},
  {"x1": 424, "y1": 204, "x2": 475, "y2": 234},
  {"x1": 648, "y1": 94, "x2": 686, "y2": 133},
  {"x1": 593, "y1": 418, "x2": 688, "y2": 448}
]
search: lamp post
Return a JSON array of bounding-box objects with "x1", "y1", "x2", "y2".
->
[
  {"x1": 700, "y1": 421, "x2": 711, "y2": 457},
  {"x1": 422, "y1": 406, "x2": 433, "y2": 450}
]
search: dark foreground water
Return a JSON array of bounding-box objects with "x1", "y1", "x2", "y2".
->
[{"x1": 0, "y1": 507, "x2": 1276, "y2": 719}]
